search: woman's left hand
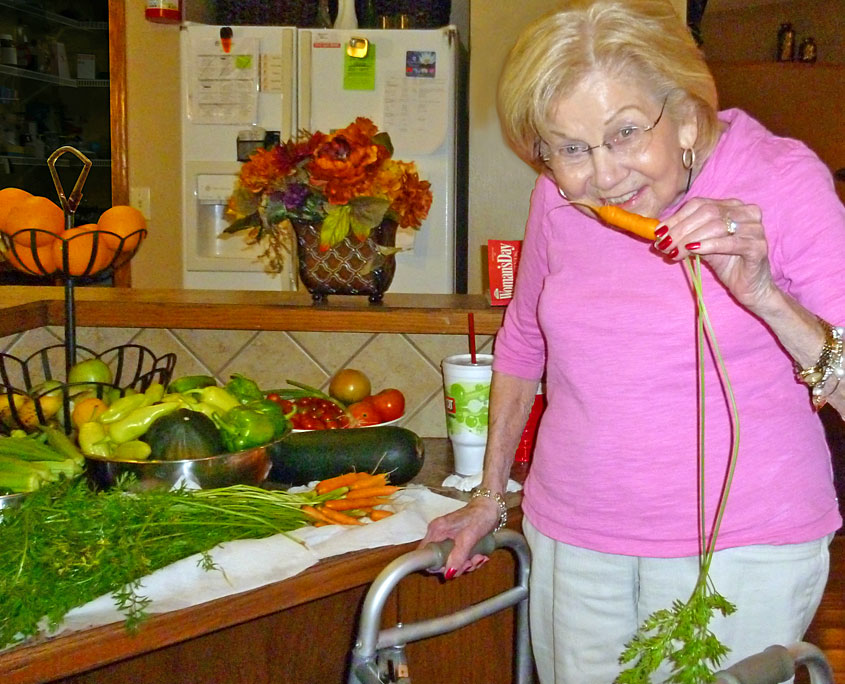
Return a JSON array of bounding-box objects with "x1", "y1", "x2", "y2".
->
[{"x1": 655, "y1": 197, "x2": 776, "y2": 312}]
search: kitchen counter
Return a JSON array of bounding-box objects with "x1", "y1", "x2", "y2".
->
[
  {"x1": 0, "y1": 287, "x2": 506, "y2": 338},
  {"x1": 1, "y1": 439, "x2": 529, "y2": 684}
]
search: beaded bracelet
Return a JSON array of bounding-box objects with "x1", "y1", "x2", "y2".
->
[
  {"x1": 795, "y1": 319, "x2": 845, "y2": 409},
  {"x1": 470, "y1": 487, "x2": 508, "y2": 532}
]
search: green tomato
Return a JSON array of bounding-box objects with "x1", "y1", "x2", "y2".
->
[{"x1": 68, "y1": 358, "x2": 114, "y2": 386}]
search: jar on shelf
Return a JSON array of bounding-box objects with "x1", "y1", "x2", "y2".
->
[
  {"x1": 776, "y1": 22, "x2": 795, "y2": 62},
  {"x1": 0, "y1": 34, "x2": 17, "y2": 66},
  {"x1": 798, "y1": 37, "x2": 817, "y2": 63}
]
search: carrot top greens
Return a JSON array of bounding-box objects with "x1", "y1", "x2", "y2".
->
[
  {"x1": 587, "y1": 205, "x2": 741, "y2": 684},
  {"x1": 0, "y1": 478, "x2": 341, "y2": 648}
]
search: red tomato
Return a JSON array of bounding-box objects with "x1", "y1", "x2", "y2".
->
[
  {"x1": 347, "y1": 398, "x2": 382, "y2": 427},
  {"x1": 299, "y1": 415, "x2": 326, "y2": 430},
  {"x1": 370, "y1": 388, "x2": 405, "y2": 422}
]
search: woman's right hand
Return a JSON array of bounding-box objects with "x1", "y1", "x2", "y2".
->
[{"x1": 419, "y1": 494, "x2": 501, "y2": 579}]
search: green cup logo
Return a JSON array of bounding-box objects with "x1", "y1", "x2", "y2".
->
[{"x1": 445, "y1": 381, "x2": 490, "y2": 434}]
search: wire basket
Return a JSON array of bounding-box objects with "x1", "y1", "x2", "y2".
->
[
  {"x1": 0, "y1": 344, "x2": 176, "y2": 434},
  {"x1": 0, "y1": 228, "x2": 146, "y2": 282}
]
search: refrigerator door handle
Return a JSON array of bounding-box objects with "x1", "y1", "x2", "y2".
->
[{"x1": 298, "y1": 30, "x2": 312, "y2": 131}]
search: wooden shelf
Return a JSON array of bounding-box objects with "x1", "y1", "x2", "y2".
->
[{"x1": 0, "y1": 286, "x2": 507, "y2": 337}]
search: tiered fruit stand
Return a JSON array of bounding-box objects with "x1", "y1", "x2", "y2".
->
[{"x1": 0, "y1": 147, "x2": 174, "y2": 434}]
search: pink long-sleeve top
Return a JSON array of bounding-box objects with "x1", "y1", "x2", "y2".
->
[{"x1": 494, "y1": 109, "x2": 844, "y2": 557}]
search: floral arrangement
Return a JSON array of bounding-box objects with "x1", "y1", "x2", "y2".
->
[{"x1": 223, "y1": 117, "x2": 433, "y2": 273}]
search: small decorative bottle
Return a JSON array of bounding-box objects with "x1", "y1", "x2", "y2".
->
[
  {"x1": 798, "y1": 37, "x2": 818, "y2": 63},
  {"x1": 334, "y1": 0, "x2": 358, "y2": 29},
  {"x1": 777, "y1": 22, "x2": 795, "y2": 62},
  {"x1": 315, "y1": 0, "x2": 332, "y2": 28}
]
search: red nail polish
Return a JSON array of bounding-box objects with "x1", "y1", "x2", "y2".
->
[
  {"x1": 654, "y1": 225, "x2": 668, "y2": 238},
  {"x1": 444, "y1": 567, "x2": 457, "y2": 580},
  {"x1": 668, "y1": 247, "x2": 679, "y2": 259},
  {"x1": 685, "y1": 242, "x2": 700, "y2": 251},
  {"x1": 657, "y1": 236, "x2": 672, "y2": 250}
]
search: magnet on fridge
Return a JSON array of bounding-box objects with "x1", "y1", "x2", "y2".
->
[
  {"x1": 343, "y1": 42, "x2": 376, "y2": 90},
  {"x1": 219, "y1": 26, "x2": 233, "y2": 53},
  {"x1": 346, "y1": 37, "x2": 369, "y2": 59}
]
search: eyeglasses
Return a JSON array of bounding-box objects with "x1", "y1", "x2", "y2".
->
[{"x1": 539, "y1": 97, "x2": 667, "y2": 171}]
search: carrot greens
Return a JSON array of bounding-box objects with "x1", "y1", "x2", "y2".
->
[
  {"x1": 617, "y1": 256, "x2": 740, "y2": 684},
  {"x1": 0, "y1": 478, "x2": 341, "y2": 648},
  {"x1": 581, "y1": 203, "x2": 741, "y2": 683}
]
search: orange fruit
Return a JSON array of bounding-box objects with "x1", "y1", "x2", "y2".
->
[
  {"x1": 7, "y1": 195, "x2": 65, "y2": 246},
  {"x1": 53, "y1": 225, "x2": 116, "y2": 276},
  {"x1": 71, "y1": 396, "x2": 109, "y2": 428},
  {"x1": 3, "y1": 240, "x2": 58, "y2": 275},
  {"x1": 0, "y1": 187, "x2": 32, "y2": 234},
  {"x1": 97, "y1": 205, "x2": 146, "y2": 252}
]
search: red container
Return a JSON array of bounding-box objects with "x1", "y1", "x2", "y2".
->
[
  {"x1": 515, "y1": 386, "x2": 545, "y2": 464},
  {"x1": 145, "y1": 0, "x2": 181, "y2": 24}
]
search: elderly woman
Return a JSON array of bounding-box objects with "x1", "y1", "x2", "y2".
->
[{"x1": 422, "y1": 0, "x2": 844, "y2": 681}]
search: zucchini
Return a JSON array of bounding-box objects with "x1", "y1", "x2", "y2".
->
[{"x1": 266, "y1": 426, "x2": 424, "y2": 486}]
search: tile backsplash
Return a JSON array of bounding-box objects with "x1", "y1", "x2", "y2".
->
[{"x1": 0, "y1": 327, "x2": 494, "y2": 437}]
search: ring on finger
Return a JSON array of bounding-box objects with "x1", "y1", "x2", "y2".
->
[{"x1": 724, "y1": 215, "x2": 738, "y2": 236}]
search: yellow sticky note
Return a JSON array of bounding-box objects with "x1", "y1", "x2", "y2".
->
[{"x1": 343, "y1": 43, "x2": 376, "y2": 90}]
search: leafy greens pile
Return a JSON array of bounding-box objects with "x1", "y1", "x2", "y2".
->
[{"x1": 0, "y1": 478, "x2": 330, "y2": 648}]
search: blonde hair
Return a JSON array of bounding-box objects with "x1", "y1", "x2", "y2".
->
[{"x1": 498, "y1": 0, "x2": 719, "y2": 171}]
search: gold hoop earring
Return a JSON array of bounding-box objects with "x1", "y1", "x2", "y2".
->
[{"x1": 682, "y1": 148, "x2": 696, "y2": 170}]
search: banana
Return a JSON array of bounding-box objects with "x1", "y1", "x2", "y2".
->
[{"x1": 0, "y1": 393, "x2": 61, "y2": 429}]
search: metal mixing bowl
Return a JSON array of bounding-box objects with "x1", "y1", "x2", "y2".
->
[
  {"x1": 85, "y1": 441, "x2": 275, "y2": 491},
  {"x1": 0, "y1": 492, "x2": 26, "y2": 511}
]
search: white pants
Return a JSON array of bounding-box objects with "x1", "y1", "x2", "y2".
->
[{"x1": 523, "y1": 518, "x2": 831, "y2": 684}]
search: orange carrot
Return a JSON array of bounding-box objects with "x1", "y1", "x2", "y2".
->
[
  {"x1": 315, "y1": 471, "x2": 369, "y2": 495},
  {"x1": 302, "y1": 504, "x2": 334, "y2": 525},
  {"x1": 345, "y1": 485, "x2": 400, "y2": 500},
  {"x1": 347, "y1": 473, "x2": 389, "y2": 490},
  {"x1": 593, "y1": 204, "x2": 660, "y2": 241},
  {"x1": 369, "y1": 509, "x2": 394, "y2": 521},
  {"x1": 324, "y1": 497, "x2": 391, "y2": 511},
  {"x1": 318, "y1": 506, "x2": 364, "y2": 525}
]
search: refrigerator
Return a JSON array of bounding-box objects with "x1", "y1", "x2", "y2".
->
[{"x1": 180, "y1": 22, "x2": 460, "y2": 294}]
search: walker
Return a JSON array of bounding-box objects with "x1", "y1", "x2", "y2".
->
[
  {"x1": 714, "y1": 642, "x2": 835, "y2": 684},
  {"x1": 348, "y1": 529, "x2": 835, "y2": 684},
  {"x1": 348, "y1": 529, "x2": 533, "y2": 684}
]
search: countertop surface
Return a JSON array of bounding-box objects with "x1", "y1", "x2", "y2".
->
[{"x1": 0, "y1": 438, "x2": 527, "y2": 684}]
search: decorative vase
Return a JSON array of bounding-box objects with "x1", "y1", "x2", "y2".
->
[{"x1": 292, "y1": 219, "x2": 397, "y2": 303}]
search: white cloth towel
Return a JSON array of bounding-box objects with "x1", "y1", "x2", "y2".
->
[{"x1": 440, "y1": 472, "x2": 523, "y2": 493}]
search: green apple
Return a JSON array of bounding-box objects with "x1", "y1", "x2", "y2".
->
[{"x1": 68, "y1": 358, "x2": 114, "y2": 386}]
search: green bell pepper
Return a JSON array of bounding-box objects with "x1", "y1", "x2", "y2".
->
[
  {"x1": 244, "y1": 398, "x2": 290, "y2": 440},
  {"x1": 224, "y1": 373, "x2": 264, "y2": 405},
  {"x1": 107, "y1": 402, "x2": 181, "y2": 444},
  {"x1": 214, "y1": 405, "x2": 276, "y2": 453}
]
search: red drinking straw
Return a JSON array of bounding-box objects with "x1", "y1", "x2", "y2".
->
[{"x1": 468, "y1": 312, "x2": 477, "y2": 364}]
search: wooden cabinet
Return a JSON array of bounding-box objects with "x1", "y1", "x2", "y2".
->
[
  {"x1": 0, "y1": 0, "x2": 111, "y2": 220},
  {"x1": 708, "y1": 61, "x2": 845, "y2": 204}
]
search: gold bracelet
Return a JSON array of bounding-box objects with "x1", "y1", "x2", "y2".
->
[
  {"x1": 470, "y1": 487, "x2": 508, "y2": 532},
  {"x1": 795, "y1": 319, "x2": 845, "y2": 408}
]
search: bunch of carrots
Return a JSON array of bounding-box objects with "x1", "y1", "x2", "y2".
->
[{"x1": 302, "y1": 471, "x2": 400, "y2": 526}]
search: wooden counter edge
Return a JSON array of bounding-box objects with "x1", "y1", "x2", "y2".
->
[{"x1": 1, "y1": 485, "x2": 525, "y2": 684}]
